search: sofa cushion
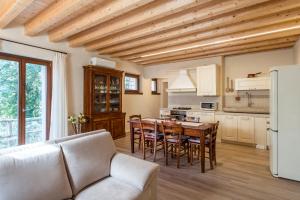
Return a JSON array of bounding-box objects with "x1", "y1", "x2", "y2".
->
[
  {"x1": 60, "y1": 132, "x2": 116, "y2": 195},
  {"x1": 54, "y1": 129, "x2": 106, "y2": 144},
  {"x1": 0, "y1": 144, "x2": 72, "y2": 200},
  {"x1": 75, "y1": 177, "x2": 142, "y2": 200}
]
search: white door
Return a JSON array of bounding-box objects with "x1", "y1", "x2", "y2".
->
[
  {"x1": 237, "y1": 116, "x2": 254, "y2": 144},
  {"x1": 270, "y1": 129, "x2": 278, "y2": 176},
  {"x1": 221, "y1": 115, "x2": 238, "y2": 141}
]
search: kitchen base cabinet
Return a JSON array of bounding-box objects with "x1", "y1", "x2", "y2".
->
[
  {"x1": 238, "y1": 116, "x2": 255, "y2": 143},
  {"x1": 221, "y1": 115, "x2": 238, "y2": 141},
  {"x1": 255, "y1": 117, "x2": 268, "y2": 149},
  {"x1": 218, "y1": 113, "x2": 269, "y2": 148}
]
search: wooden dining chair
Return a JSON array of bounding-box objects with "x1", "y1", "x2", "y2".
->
[
  {"x1": 160, "y1": 120, "x2": 189, "y2": 168},
  {"x1": 129, "y1": 115, "x2": 142, "y2": 150},
  {"x1": 139, "y1": 120, "x2": 164, "y2": 162},
  {"x1": 188, "y1": 121, "x2": 219, "y2": 169}
]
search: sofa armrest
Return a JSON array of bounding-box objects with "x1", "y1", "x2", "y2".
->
[{"x1": 110, "y1": 153, "x2": 159, "y2": 191}]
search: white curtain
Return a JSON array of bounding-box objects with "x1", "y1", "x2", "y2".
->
[{"x1": 50, "y1": 53, "x2": 68, "y2": 139}]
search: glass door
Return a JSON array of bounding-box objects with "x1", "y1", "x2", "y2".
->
[
  {"x1": 0, "y1": 53, "x2": 52, "y2": 149},
  {"x1": 25, "y1": 62, "x2": 48, "y2": 144},
  {"x1": 94, "y1": 74, "x2": 108, "y2": 113},
  {"x1": 109, "y1": 76, "x2": 121, "y2": 112},
  {"x1": 0, "y1": 57, "x2": 20, "y2": 149}
]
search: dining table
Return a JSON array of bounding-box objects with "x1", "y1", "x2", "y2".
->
[{"x1": 129, "y1": 118, "x2": 213, "y2": 173}]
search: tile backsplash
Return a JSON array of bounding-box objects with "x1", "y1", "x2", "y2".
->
[
  {"x1": 225, "y1": 90, "x2": 269, "y2": 108},
  {"x1": 168, "y1": 92, "x2": 220, "y2": 109}
]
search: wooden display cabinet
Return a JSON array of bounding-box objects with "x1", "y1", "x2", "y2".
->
[{"x1": 83, "y1": 65, "x2": 126, "y2": 139}]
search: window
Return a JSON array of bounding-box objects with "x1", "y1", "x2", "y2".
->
[
  {"x1": 0, "y1": 53, "x2": 52, "y2": 149},
  {"x1": 151, "y1": 78, "x2": 160, "y2": 95},
  {"x1": 125, "y1": 73, "x2": 140, "y2": 94}
]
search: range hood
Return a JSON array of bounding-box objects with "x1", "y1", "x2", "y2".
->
[{"x1": 166, "y1": 70, "x2": 196, "y2": 93}]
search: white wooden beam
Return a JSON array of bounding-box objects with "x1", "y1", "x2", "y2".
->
[
  {"x1": 48, "y1": 0, "x2": 154, "y2": 42},
  {"x1": 140, "y1": 42, "x2": 295, "y2": 65},
  {"x1": 25, "y1": 0, "x2": 106, "y2": 36},
  {"x1": 0, "y1": 0, "x2": 34, "y2": 28},
  {"x1": 116, "y1": 20, "x2": 300, "y2": 60},
  {"x1": 68, "y1": 0, "x2": 219, "y2": 46},
  {"x1": 87, "y1": 0, "x2": 283, "y2": 51}
]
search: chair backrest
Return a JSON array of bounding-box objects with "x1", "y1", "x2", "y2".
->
[
  {"x1": 161, "y1": 120, "x2": 183, "y2": 140},
  {"x1": 140, "y1": 120, "x2": 158, "y2": 139},
  {"x1": 208, "y1": 121, "x2": 219, "y2": 143},
  {"x1": 129, "y1": 114, "x2": 142, "y2": 120}
]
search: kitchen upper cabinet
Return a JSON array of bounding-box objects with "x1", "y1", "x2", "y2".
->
[
  {"x1": 237, "y1": 116, "x2": 255, "y2": 143},
  {"x1": 221, "y1": 115, "x2": 238, "y2": 141},
  {"x1": 235, "y1": 77, "x2": 270, "y2": 91},
  {"x1": 196, "y1": 64, "x2": 220, "y2": 96}
]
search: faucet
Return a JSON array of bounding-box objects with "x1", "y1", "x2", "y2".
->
[{"x1": 246, "y1": 92, "x2": 253, "y2": 107}]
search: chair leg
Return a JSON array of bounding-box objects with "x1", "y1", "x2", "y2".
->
[
  {"x1": 209, "y1": 146, "x2": 214, "y2": 170},
  {"x1": 165, "y1": 142, "x2": 168, "y2": 166},
  {"x1": 153, "y1": 140, "x2": 157, "y2": 162},
  {"x1": 214, "y1": 145, "x2": 217, "y2": 165},
  {"x1": 142, "y1": 139, "x2": 146, "y2": 160},
  {"x1": 177, "y1": 143, "x2": 180, "y2": 168},
  {"x1": 190, "y1": 144, "x2": 194, "y2": 165},
  {"x1": 138, "y1": 135, "x2": 141, "y2": 150},
  {"x1": 197, "y1": 145, "x2": 200, "y2": 160}
]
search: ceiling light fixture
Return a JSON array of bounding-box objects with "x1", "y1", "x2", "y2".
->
[{"x1": 140, "y1": 25, "x2": 300, "y2": 58}]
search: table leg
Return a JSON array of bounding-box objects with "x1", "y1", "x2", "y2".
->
[
  {"x1": 200, "y1": 131, "x2": 205, "y2": 173},
  {"x1": 130, "y1": 122, "x2": 135, "y2": 153}
]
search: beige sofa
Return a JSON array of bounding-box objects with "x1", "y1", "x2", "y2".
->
[{"x1": 0, "y1": 130, "x2": 159, "y2": 200}]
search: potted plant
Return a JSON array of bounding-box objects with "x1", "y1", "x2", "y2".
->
[{"x1": 68, "y1": 113, "x2": 87, "y2": 134}]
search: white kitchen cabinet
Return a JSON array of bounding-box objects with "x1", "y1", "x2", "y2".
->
[
  {"x1": 235, "y1": 77, "x2": 270, "y2": 91},
  {"x1": 214, "y1": 115, "x2": 223, "y2": 142},
  {"x1": 196, "y1": 64, "x2": 219, "y2": 96},
  {"x1": 237, "y1": 116, "x2": 255, "y2": 143},
  {"x1": 186, "y1": 111, "x2": 215, "y2": 123},
  {"x1": 255, "y1": 117, "x2": 269, "y2": 149},
  {"x1": 221, "y1": 115, "x2": 238, "y2": 141}
]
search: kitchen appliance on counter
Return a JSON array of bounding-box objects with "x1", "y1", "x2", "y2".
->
[
  {"x1": 200, "y1": 102, "x2": 218, "y2": 111},
  {"x1": 169, "y1": 107, "x2": 191, "y2": 121},
  {"x1": 269, "y1": 65, "x2": 300, "y2": 181}
]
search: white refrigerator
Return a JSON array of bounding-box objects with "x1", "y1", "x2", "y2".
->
[{"x1": 269, "y1": 65, "x2": 300, "y2": 181}]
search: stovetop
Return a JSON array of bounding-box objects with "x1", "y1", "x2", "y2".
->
[{"x1": 172, "y1": 107, "x2": 192, "y2": 110}]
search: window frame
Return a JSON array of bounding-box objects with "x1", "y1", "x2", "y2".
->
[
  {"x1": 0, "y1": 52, "x2": 52, "y2": 145},
  {"x1": 151, "y1": 78, "x2": 160, "y2": 95},
  {"x1": 124, "y1": 73, "x2": 141, "y2": 94}
]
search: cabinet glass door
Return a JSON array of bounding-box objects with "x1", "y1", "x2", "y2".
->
[
  {"x1": 109, "y1": 76, "x2": 121, "y2": 112},
  {"x1": 94, "y1": 74, "x2": 107, "y2": 113}
]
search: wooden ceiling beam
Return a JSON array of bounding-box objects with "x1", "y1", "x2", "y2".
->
[
  {"x1": 140, "y1": 42, "x2": 295, "y2": 65},
  {"x1": 0, "y1": 0, "x2": 34, "y2": 28},
  {"x1": 25, "y1": 0, "x2": 106, "y2": 36},
  {"x1": 117, "y1": 20, "x2": 300, "y2": 60},
  {"x1": 69, "y1": 0, "x2": 216, "y2": 47},
  {"x1": 88, "y1": 0, "x2": 299, "y2": 52},
  {"x1": 132, "y1": 36, "x2": 299, "y2": 63},
  {"x1": 48, "y1": 0, "x2": 154, "y2": 42},
  {"x1": 101, "y1": 8, "x2": 300, "y2": 54}
]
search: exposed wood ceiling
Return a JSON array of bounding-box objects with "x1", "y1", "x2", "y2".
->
[{"x1": 0, "y1": 0, "x2": 299, "y2": 66}]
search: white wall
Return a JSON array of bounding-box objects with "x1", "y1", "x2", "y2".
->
[
  {"x1": 225, "y1": 48, "x2": 294, "y2": 81},
  {"x1": 294, "y1": 39, "x2": 300, "y2": 64}
]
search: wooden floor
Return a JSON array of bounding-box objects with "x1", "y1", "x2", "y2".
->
[{"x1": 115, "y1": 135, "x2": 300, "y2": 200}]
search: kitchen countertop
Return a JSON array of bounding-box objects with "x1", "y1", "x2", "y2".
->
[{"x1": 160, "y1": 107, "x2": 270, "y2": 117}]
